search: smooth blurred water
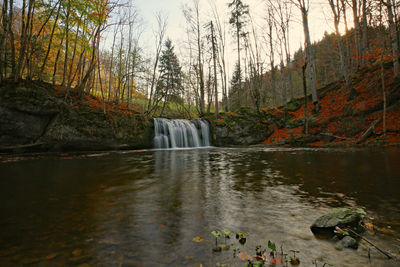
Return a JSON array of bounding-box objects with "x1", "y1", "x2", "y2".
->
[{"x1": 0, "y1": 147, "x2": 399, "y2": 266}]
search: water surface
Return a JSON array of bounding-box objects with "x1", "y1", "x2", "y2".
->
[{"x1": 0, "y1": 147, "x2": 399, "y2": 266}]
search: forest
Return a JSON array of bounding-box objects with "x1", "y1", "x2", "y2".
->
[{"x1": 1, "y1": 1, "x2": 400, "y2": 266}]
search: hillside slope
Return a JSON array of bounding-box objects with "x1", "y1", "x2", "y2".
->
[{"x1": 261, "y1": 63, "x2": 400, "y2": 147}]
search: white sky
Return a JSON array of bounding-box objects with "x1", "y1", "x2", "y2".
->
[
  {"x1": 113, "y1": 0, "x2": 346, "y2": 83},
  {"x1": 133, "y1": 0, "x2": 337, "y2": 52}
]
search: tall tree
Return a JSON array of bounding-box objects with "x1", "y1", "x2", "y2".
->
[
  {"x1": 328, "y1": 0, "x2": 354, "y2": 97},
  {"x1": 293, "y1": 0, "x2": 320, "y2": 111},
  {"x1": 382, "y1": 0, "x2": 400, "y2": 78},
  {"x1": 228, "y1": 0, "x2": 249, "y2": 108},
  {"x1": 156, "y1": 38, "x2": 183, "y2": 116}
]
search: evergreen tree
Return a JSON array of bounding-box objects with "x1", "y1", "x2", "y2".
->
[
  {"x1": 157, "y1": 38, "x2": 183, "y2": 103},
  {"x1": 228, "y1": 0, "x2": 249, "y2": 107},
  {"x1": 229, "y1": 62, "x2": 242, "y2": 109}
]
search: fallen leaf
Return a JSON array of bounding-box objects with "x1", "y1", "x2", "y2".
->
[
  {"x1": 72, "y1": 249, "x2": 82, "y2": 257},
  {"x1": 159, "y1": 224, "x2": 167, "y2": 228},
  {"x1": 192, "y1": 236, "x2": 203, "y2": 242},
  {"x1": 237, "y1": 251, "x2": 253, "y2": 261},
  {"x1": 44, "y1": 253, "x2": 58, "y2": 260},
  {"x1": 364, "y1": 222, "x2": 374, "y2": 231},
  {"x1": 107, "y1": 201, "x2": 118, "y2": 206}
]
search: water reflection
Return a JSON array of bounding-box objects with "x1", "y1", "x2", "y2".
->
[{"x1": 0, "y1": 148, "x2": 399, "y2": 266}]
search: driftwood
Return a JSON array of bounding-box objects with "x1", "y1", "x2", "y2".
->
[
  {"x1": 338, "y1": 227, "x2": 393, "y2": 260},
  {"x1": 357, "y1": 118, "x2": 383, "y2": 144}
]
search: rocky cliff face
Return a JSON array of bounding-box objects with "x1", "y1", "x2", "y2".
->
[
  {"x1": 0, "y1": 81, "x2": 154, "y2": 153},
  {"x1": 204, "y1": 108, "x2": 275, "y2": 146}
]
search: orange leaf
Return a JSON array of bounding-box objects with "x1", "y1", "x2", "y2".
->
[{"x1": 237, "y1": 252, "x2": 254, "y2": 261}]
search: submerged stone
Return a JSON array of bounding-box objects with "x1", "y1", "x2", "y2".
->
[
  {"x1": 335, "y1": 236, "x2": 358, "y2": 250},
  {"x1": 310, "y1": 207, "x2": 366, "y2": 236}
]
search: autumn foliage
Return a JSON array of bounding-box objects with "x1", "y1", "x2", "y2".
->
[{"x1": 262, "y1": 59, "x2": 400, "y2": 147}]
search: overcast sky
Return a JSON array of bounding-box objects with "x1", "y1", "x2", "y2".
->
[{"x1": 124, "y1": 0, "x2": 341, "y2": 76}]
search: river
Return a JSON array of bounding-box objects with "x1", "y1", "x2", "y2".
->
[{"x1": 0, "y1": 147, "x2": 399, "y2": 266}]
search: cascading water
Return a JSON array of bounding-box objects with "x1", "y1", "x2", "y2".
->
[{"x1": 154, "y1": 118, "x2": 211, "y2": 149}]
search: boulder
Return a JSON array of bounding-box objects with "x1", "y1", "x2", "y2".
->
[{"x1": 311, "y1": 207, "x2": 366, "y2": 236}]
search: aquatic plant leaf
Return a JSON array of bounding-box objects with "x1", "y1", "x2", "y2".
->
[
  {"x1": 192, "y1": 236, "x2": 203, "y2": 242},
  {"x1": 290, "y1": 257, "x2": 300, "y2": 265},
  {"x1": 222, "y1": 229, "x2": 231, "y2": 237},
  {"x1": 268, "y1": 240, "x2": 276, "y2": 252},
  {"x1": 251, "y1": 260, "x2": 264, "y2": 267},
  {"x1": 211, "y1": 230, "x2": 222, "y2": 238},
  {"x1": 236, "y1": 232, "x2": 246, "y2": 239}
]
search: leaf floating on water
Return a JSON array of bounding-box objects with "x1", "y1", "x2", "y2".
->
[
  {"x1": 107, "y1": 201, "x2": 118, "y2": 206},
  {"x1": 44, "y1": 253, "x2": 58, "y2": 260},
  {"x1": 72, "y1": 249, "x2": 83, "y2": 257},
  {"x1": 268, "y1": 240, "x2": 276, "y2": 252},
  {"x1": 159, "y1": 224, "x2": 167, "y2": 228},
  {"x1": 192, "y1": 236, "x2": 203, "y2": 242},
  {"x1": 221, "y1": 229, "x2": 231, "y2": 237},
  {"x1": 364, "y1": 222, "x2": 374, "y2": 231},
  {"x1": 237, "y1": 251, "x2": 253, "y2": 261},
  {"x1": 211, "y1": 230, "x2": 222, "y2": 238},
  {"x1": 198, "y1": 215, "x2": 204, "y2": 219}
]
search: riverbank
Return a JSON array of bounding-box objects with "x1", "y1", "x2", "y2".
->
[
  {"x1": 0, "y1": 80, "x2": 154, "y2": 154},
  {"x1": 207, "y1": 63, "x2": 400, "y2": 148},
  {"x1": 1, "y1": 61, "x2": 400, "y2": 154}
]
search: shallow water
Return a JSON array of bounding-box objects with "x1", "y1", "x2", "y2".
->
[{"x1": 0, "y1": 147, "x2": 399, "y2": 266}]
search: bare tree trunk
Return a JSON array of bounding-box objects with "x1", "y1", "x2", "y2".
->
[
  {"x1": 267, "y1": 9, "x2": 276, "y2": 107},
  {"x1": 40, "y1": 0, "x2": 62, "y2": 80},
  {"x1": 195, "y1": 1, "x2": 205, "y2": 114},
  {"x1": 302, "y1": 61, "x2": 308, "y2": 134},
  {"x1": 235, "y1": 6, "x2": 242, "y2": 108},
  {"x1": 352, "y1": 0, "x2": 362, "y2": 68},
  {"x1": 8, "y1": 0, "x2": 15, "y2": 78},
  {"x1": 61, "y1": 0, "x2": 71, "y2": 86},
  {"x1": 97, "y1": 50, "x2": 106, "y2": 115},
  {"x1": 385, "y1": 0, "x2": 399, "y2": 78},
  {"x1": 53, "y1": 33, "x2": 65, "y2": 86},
  {"x1": 210, "y1": 3, "x2": 228, "y2": 111},
  {"x1": 67, "y1": 15, "x2": 83, "y2": 88},
  {"x1": 361, "y1": 0, "x2": 368, "y2": 62},
  {"x1": 0, "y1": 0, "x2": 8, "y2": 81},
  {"x1": 210, "y1": 21, "x2": 218, "y2": 119},
  {"x1": 298, "y1": 2, "x2": 319, "y2": 111},
  {"x1": 15, "y1": 0, "x2": 34, "y2": 80},
  {"x1": 77, "y1": 26, "x2": 101, "y2": 92},
  {"x1": 108, "y1": 24, "x2": 118, "y2": 102},
  {"x1": 328, "y1": 0, "x2": 353, "y2": 95},
  {"x1": 147, "y1": 13, "x2": 166, "y2": 112},
  {"x1": 381, "y1": 56, "x2": 386, "y2": 137}
]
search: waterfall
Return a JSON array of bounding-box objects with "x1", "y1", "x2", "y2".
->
[{"x1": 154, "y1": 118, "x2": 211, "y2": 149}]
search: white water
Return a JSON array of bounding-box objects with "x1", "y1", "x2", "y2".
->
[{"x1": 154, "y1": 118, "x2": 211, "y2": 149}]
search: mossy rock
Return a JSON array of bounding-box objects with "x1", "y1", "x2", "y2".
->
[{"x1": 311, "y1": 207, "x2": 366, "y2": 236}]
